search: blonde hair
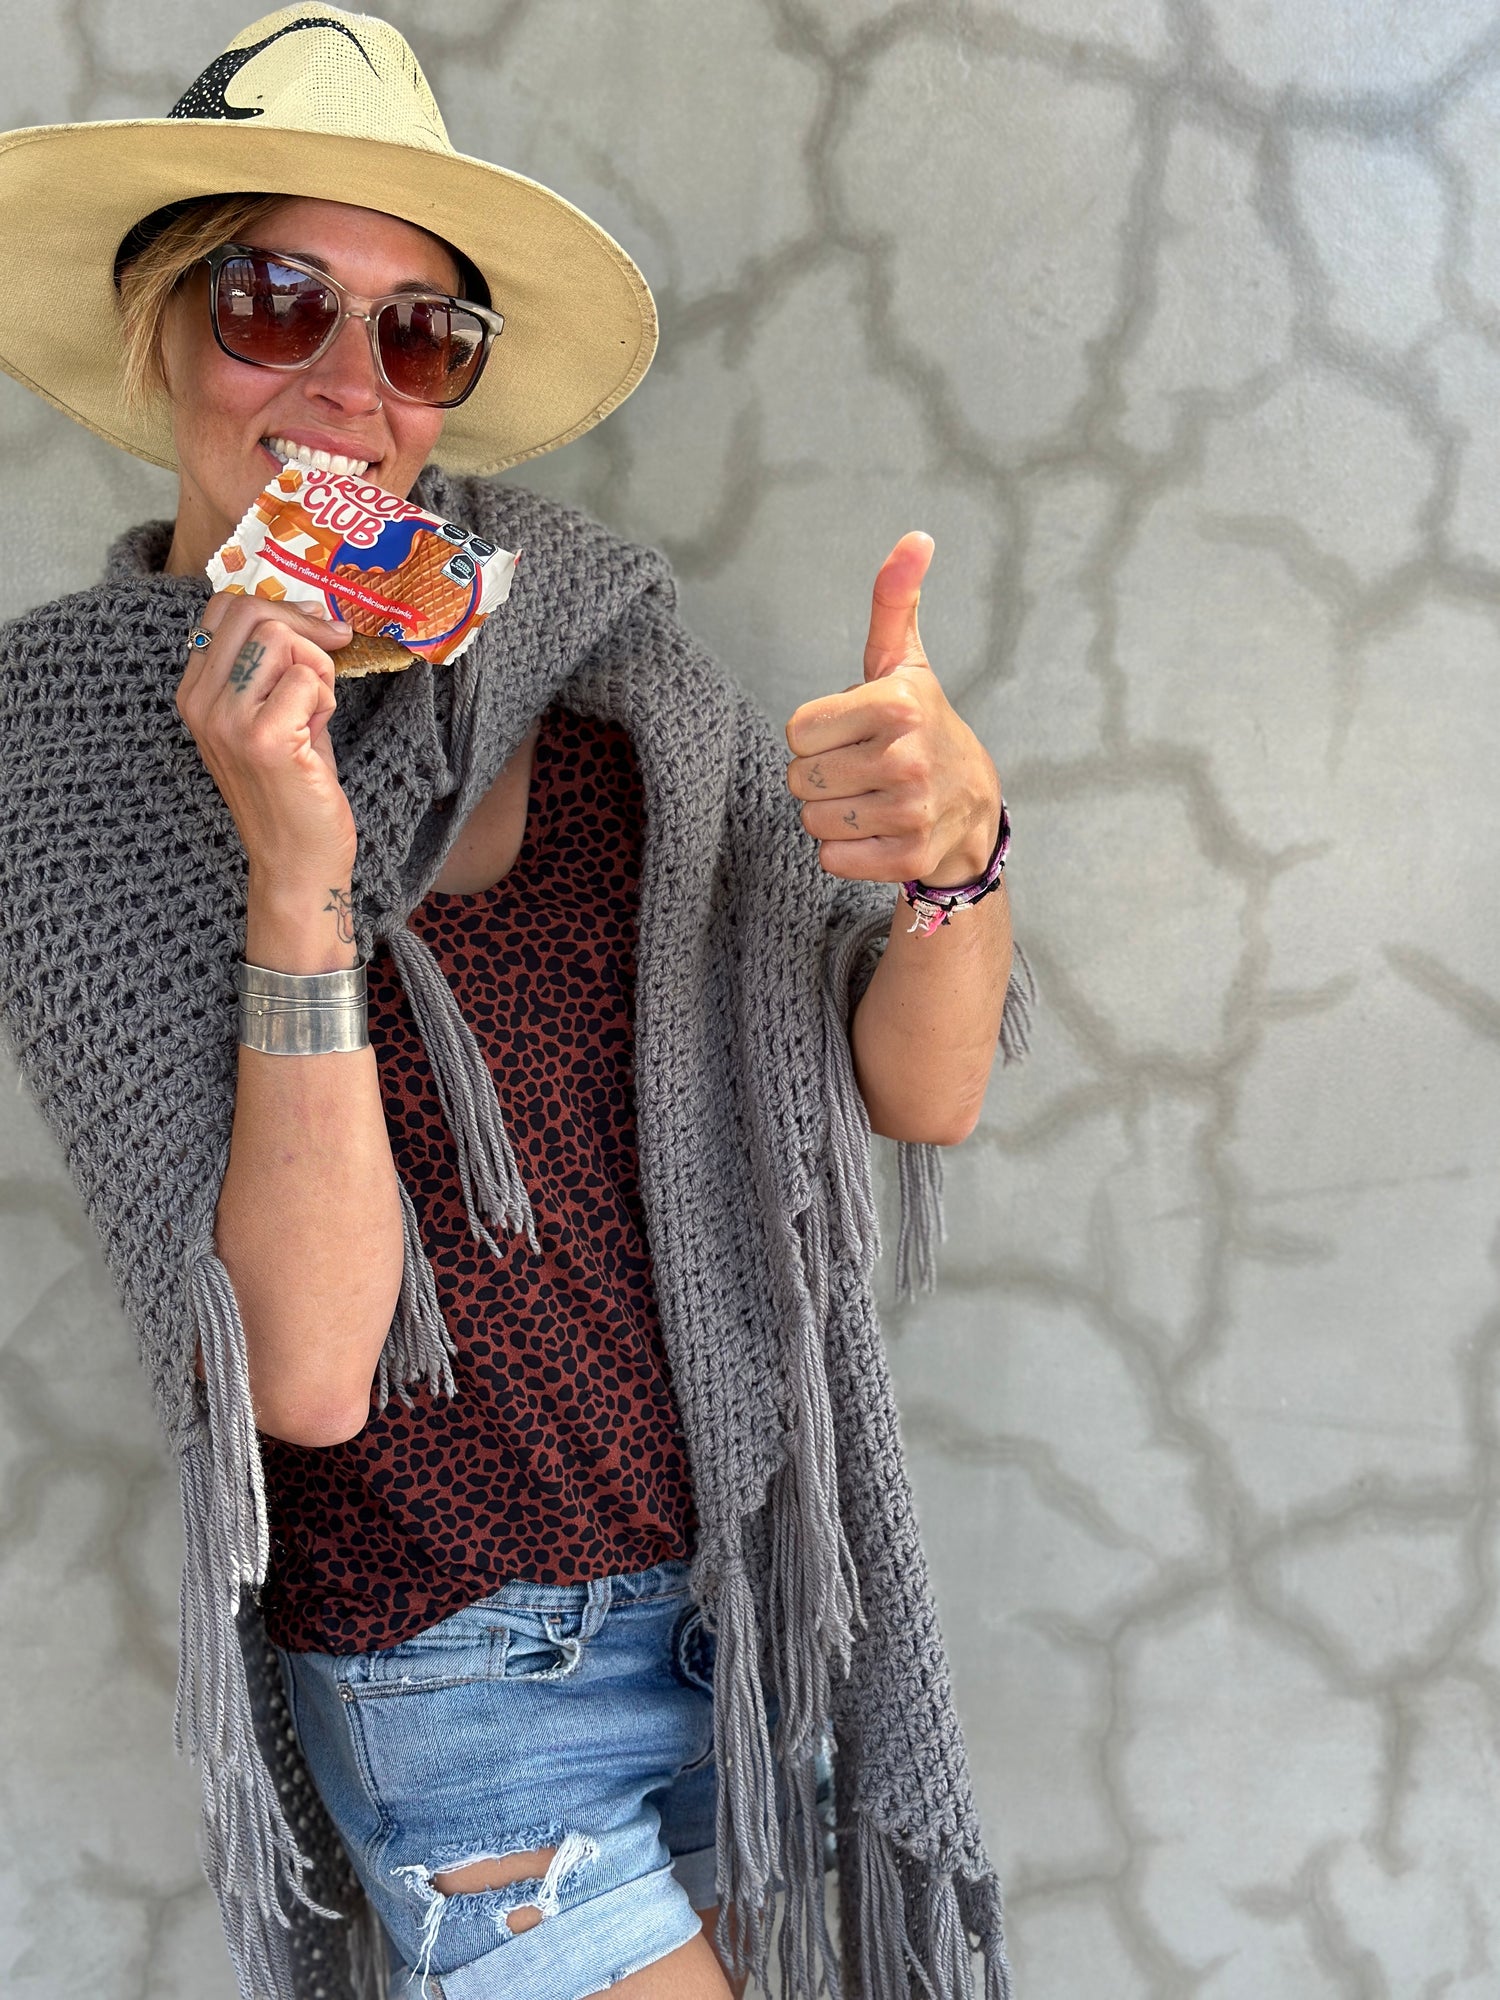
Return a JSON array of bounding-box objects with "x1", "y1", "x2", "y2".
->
[{"x1": 115, "y1": 193, "x2": 288, "y2": 409}]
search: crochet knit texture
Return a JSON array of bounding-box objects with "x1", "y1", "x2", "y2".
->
[{"x1": 0, "y1": 468, "x2": 1034, "y2": 2000}]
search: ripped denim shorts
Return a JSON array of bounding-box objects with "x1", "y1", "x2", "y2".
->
[{"x1": 275, "y1": 1559, "x2": 719, "y2": 2000}]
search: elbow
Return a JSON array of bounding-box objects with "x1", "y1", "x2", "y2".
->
[
  {"x1": 255, "y1": 1392, "x2": 373, "y2": 1448},
  {"x1": 855, "y1": 1047, "x2": 993, "y2": 1147},
  {"x1": 869, "y1": 1107, "x2": 982, "y2": 1147},
  {"x1": 927, "y1": 1107, "x2": 984, "y2": 1148},
  {"x1": 863, "y1": 1081, "x2": 987, "y2": 1147},
  {"x1": 246, "y1": 1340, "x2": 385, "y2": 1448}
]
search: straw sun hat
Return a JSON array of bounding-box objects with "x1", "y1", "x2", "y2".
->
[{"x1": 0, "y1": 4, "x2": 658, "y2": 477}]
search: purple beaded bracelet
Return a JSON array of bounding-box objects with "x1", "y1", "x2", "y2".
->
[{"x1": 900, "y1": 800, "x2": 1011, "y2": 937}]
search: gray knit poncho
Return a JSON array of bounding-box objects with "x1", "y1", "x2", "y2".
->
[{"x1": 0, "y1": 467, "x2": 1032, "y2": 2000}]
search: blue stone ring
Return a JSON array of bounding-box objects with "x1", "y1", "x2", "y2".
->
[{"x1": 187, "y1": 624, "x2": 213, "y2": 653}]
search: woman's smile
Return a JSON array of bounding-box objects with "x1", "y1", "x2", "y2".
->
[{"x1": 160, "y1": 197, "x2": 454, "y2": 574}]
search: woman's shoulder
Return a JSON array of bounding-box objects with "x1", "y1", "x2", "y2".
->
[
  {"x1": 428, "y1": 468, "x2": 765, "y2": 711},
  {"x1": 0, "y1": 570, "x2": 196, "y2": 792},
  {"x1": 418, "y1": 468, "x2": 675, "y2": 605},
  {"x1": 0, "y1": 579, "x2": 110, "y2": 655},
  {"x1": 1, "y1": 566, "x2": 202, "y2": 668}
]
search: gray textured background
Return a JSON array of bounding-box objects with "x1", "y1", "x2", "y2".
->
[{"x1": 4, "y1": 1, "x2": 1500, "y2": 1994}]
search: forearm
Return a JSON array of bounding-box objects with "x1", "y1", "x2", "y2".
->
[
  {"x1": 214, "y1": 874, "x2": 404, "y2": 1446},
  {"x1": 850, "y1": 872, "x2": 1014, "y2": 1147}
]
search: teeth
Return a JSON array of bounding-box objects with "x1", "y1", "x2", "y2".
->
[{"x1": 263, "y1": 436, "x2": 370, "y2": 478}]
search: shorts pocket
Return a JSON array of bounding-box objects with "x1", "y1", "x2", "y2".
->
[
  {"x1": 670, "y1": 1603, "x2": 716, "y2": 1698},
  {"x1": 342, "y1": 1603, "x2": 589, "y2": 1700}
]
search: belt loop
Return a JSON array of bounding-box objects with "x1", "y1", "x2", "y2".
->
[{"x1": 581, "y1": 1575, "x2": 612, "y2": 1640}]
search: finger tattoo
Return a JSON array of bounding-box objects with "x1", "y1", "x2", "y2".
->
[
  {"x1": 843, "y1": 809, "x2": 859, "y2": 829},
  {"x1": 809, "y1": 762, "x2": 828, "y2": 790},
  {"x1": 325, "y1": 887, "x2": 356, "y2": 946},
  {"x1": 229, "y1": 637, "x2": 268, "y2": 692}
]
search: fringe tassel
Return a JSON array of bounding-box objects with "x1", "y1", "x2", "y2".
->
[
  {"x1": 777, "y1": 1742, "x2": 840, "y2": 2000},
  {"x1": 854, "y1": 1812, "x2": 915, "y2": 2000},
  {"x1": 386, "y1": 924, "x2": 538, "y2": 1259},
  {"x1": 767, "y1": 1196, "x2": 863, "y2": 1753},
  {"x1": 896, "y1": 1142, "x2": 946, "y2": 1300},
  {"x1": 986, "y1": 1950, "x2": 1014, "y2": 2000},
  {"x1": 847, "y1": 1815, "x2": 1015, "y2": 2000},
  {"x1": 1000, "y1": 942, "x2": 1037, "y2": 1067},
  {"x1": 180, "y1": 1238, "x2": 345, "y2": 2000},
  {"x1": 709, "y1": 1556, "x2": 782, "y2": 1988},
  {"x1": 176, "y1": 1439, "x2": 340, "y2": 2000},
  {"x1": 375, "y1": 1179, "x2": 458, "y2": 1415},
  {"x1": 820, "y1": 915, "x2": 885, "y2": 1274},
  {"x1": 187, "y1": 1235, "x2": 268, "y2": 1589},
  {"x1": 963, "y1": 1874, "x2": 1015, "y2": 2000},
  {"x1": 921, "y1": 1875, "x2": 973, "y2": 1999},
  {"x1": 894, "y1": 943, "x2": 1037, "y2": 1301}
]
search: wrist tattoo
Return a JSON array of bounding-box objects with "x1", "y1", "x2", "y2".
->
[
  {"x1": 325, "y1": 886, "x2": 356, "y2": 946},
  {"x1": 228, "y1": 637, "x2": 267, "y2": 692}
]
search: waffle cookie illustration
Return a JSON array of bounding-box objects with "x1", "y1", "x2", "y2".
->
[{"x1": 331, "y1": 534, "x2": 473, "y2": 645}]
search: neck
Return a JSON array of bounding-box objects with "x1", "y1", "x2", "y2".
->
[{"x1": 164, "y1": 478, "x2": 230, "y2": 578}]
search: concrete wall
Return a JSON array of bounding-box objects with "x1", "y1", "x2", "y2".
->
[{"x1": 4, "y1": 3, "x2": 1500, "y2": 1994}]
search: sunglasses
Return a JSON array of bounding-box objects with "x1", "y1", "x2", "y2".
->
[{"x1": 201, "y1": 243, "x2": 505, "y2": 409}]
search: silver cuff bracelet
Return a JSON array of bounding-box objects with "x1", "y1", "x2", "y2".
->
[{"x1": 236, "y1": 961, "x2": 370, "y2": 1056}]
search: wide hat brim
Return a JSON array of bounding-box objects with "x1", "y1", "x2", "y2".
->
[{"x1": 0, "y1": 119, "x2": 658, "y2": 478}]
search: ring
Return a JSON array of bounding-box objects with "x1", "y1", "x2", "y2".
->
[{"x1": 187, "y1": 624, "x2": 213, "y2": 653}]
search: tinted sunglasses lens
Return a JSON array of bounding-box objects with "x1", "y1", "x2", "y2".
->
[
  {"x1": 375, "y1": 298, "x2": 489, "y2": 406},
  {"x1": 213, "y1": 254, "x2": 338, "y2": 366}
]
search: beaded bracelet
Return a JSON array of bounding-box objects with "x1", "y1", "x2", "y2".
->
[{"x1": 900, "y1": 801, "x2": 1011, "y2": 937}]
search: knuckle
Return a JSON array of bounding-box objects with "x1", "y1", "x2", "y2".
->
[
  {"x1": 887, "y1": 684, "x2": 925, "y2": 732},
  {"x1": 887, "y1": 741, "x2": 924, "y2": 788}
]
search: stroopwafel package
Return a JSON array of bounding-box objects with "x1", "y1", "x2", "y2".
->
[{"x1": 207, "y1": 462, "x2": 519, "y2": 676}]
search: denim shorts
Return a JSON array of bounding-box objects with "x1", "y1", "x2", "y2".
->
[{"x1": 275, "y1": 1559, "x2": 721, "y2": 2000}]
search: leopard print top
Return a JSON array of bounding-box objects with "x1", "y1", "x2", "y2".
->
[{"x1": 260, "y1": 706, "x2": 697, "y2": 1653}]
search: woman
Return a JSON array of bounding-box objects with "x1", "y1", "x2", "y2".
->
[{"x1": 0, "y1": 11, "x2": 1030, "y2": 2000}]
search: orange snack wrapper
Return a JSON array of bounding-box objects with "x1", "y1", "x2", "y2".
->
[{"x1": 207, "y1": 463, "x2": 518, "y2": 676}]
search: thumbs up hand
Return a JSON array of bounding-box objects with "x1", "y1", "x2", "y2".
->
[{"x1": 785, "y1": 532, "x2": 1003, "y2": 888}]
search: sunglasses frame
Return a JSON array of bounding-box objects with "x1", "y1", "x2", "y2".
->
[{"x1": 201, "y1": 242, "x2": 505, "y2": 410}]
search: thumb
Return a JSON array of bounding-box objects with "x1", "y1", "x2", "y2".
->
[{"x1": 863, "y1": 531, "x2": 934, "y2": 681}]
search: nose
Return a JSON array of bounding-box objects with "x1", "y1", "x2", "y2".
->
[{"x1": 301, "y1": 308, "x2": 385, "y2": 415}]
